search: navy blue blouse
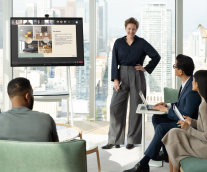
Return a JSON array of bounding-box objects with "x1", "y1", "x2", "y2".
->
[{"x1": 111, "y1": 35, "x2": 161, "y2": 81}]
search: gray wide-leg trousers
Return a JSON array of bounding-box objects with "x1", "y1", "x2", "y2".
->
[{"x1": 108, "y1": 66, "x2": 146, "y2": 145}]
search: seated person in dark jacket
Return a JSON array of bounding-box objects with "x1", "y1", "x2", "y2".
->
[
  {"x1": 0, "y1": 77, "x2": 59, "y2": 142},
  {"x1": 123, "y1": 54, "x2": 201, "y2": 172}
]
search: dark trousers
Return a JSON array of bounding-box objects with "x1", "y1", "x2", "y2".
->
[
  {"x1": 144, "y1": 115, "x2": 178, "y2": 159},
  {"x1": 108, "y1": 66, "x2": 146, "y2": 144}
]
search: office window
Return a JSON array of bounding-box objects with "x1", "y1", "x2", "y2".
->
[
  {"x1": 13, "y1": 0, "x2": 89, "y2": 122},
  {"x1": 0, "y1": 0, "x2": 3, "y2": 110},
  {"x1": 183, "y1": 0, "x2": 207, "y2": 71},
  {"x1": 97, "y1": 0, "x2": 175, "y2": 121}
]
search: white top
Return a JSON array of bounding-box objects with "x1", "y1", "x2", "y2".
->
[{"x1": 167, "y1": 77, "x2": 191, "y2": 109}]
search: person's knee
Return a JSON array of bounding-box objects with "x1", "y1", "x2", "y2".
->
[
  {"x1": 168, "y1": 128, "x2": 180, "y2": 136},
  {"x1": 155, "y1": 124, "x2": 165, "y2": 136},
  {"x1": 152, "y1": 115, "x2": 159, "y2": 125}
]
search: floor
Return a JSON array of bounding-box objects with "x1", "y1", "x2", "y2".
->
[
  {"x1": 84, "y1": 134, "x2": 169, "y2": 172},
  {"x1": 56, "y1": 120, "x2": 170, "y2": 172}
]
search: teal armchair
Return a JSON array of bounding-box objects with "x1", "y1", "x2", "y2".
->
[{"x1": 0, "y1": 140, "x2": 87, "y2": 172}]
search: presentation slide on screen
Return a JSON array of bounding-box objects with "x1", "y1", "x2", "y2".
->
[{"x1": 17, "y1": 21, "x2": 77, "y2": 58}]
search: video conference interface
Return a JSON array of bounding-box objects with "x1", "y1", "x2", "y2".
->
[{"x1": 11, "y1": 18, "x2": 84, "y2": 67}]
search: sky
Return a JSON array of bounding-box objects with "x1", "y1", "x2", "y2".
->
[{"x1": 12, "y1": 0, "x2": 207, "y2": 35}]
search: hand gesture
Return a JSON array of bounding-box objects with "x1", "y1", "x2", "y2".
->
[
  {"x1": 183, "y1": 115, "x2": 192, "y2": 125},
  {"x1": 154, "y1": 102, "x2": 167, "y2": 107},
  {"x1": 135, "y1": 64, "x2": 146, "y2": 72},
  {"x1": 114, "y1": 79, "x2": 120, "y2": 91},
  {"x1": 177, "y1": 120, "x2": 189, "y2": 130}
]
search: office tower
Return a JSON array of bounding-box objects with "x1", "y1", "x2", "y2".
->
[
  {"x1": 37, "y1": 0, "x2": 53, "y2": 17},
  {"x1": 33, "y1": 102, "x2": 58, "y2": 119},
  {"x1": 188, "y1": 31, "x2": 201, "y2": 57},
  {"x1": 20, "y1": 70, "x2": 44, "y2": 88},
  {"x1": 75, "y1": 41, "x2": 90, "y2": 100},
  {"x1": 108, "y1": 51, "x2": 113, "y2": 97},
  {"x1": 0, "y1": 50, "x2": 2, "y2": 92},
  {"x1": 37, "y1": 0, "x2": 52, "y2": 10},
  {"x1": 13, "y1": 10, "x2": 26, "y2": 17},
  {"x1": 76, "y1": 0, "x2": 89, "y2": 40},
  {"x1": 30, "y1": 67, "x2": 49, "y2": 82},
  {"x1": 26, "y1": 3, "x2": 37, "y2": 17},
  {"x1": 96, "y1": 0, "x2": 108, "y2": 56},
  {"x1": 0, "y1": 0, "x2": 2, "y2": 94},
  {"x1": 53, "y1": 0, "x2": 76, "y2": 17},
  {"x1": 0, "y1": 0, "x2": 3, "y2": 49},
  {"x1": 141, "y1": 3, "x2": 172, "y2": 93}
]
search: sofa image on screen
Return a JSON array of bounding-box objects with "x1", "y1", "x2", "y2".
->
[{"x1": 20, "y1": 41, "x2": 38, "y2": 54}]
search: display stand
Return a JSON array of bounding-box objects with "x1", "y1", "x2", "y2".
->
[{"x1": 25, "y1": 66, "x2": 74, "y2": 125}]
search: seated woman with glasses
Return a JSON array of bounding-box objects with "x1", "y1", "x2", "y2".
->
[{"x1": 162, "y1": 70, "x2": 207, "y2": 172}]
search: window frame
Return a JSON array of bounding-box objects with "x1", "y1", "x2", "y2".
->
[{"x1": 2, "y1": 0, "x2": 183, "y2": 116}]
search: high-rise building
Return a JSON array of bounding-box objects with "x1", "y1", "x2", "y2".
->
[
  {"x1": 76, "y1": 0, "x2": 89, "y2": 40},
  {"x1": 141, "y1": 3, "x2": 172, "y2": 93},
  {"x1": 75, "y1": 41, "x2": 90, "y2": 100},
  {"x1": 13, "y1": 10, "x2": 26, "y2": 17},
  {"x1": 96, "y1": 0, "x2": 108, "y2": 56},
  {"x1": 53, "y1": 0, "x2": 76, "y2": 17},
  {"x1": 37, "y1": 0, "x2": 60, "y2": 17},
  {"x1": 20, "y1": 70, "x2": 44, "y2": 89},
  {"x1": 0, "y1": 0, "x2": 3, "y2": 49},
  {"x1": 37, "y1": 0, "x2": 52, "y2": 11},
  {"x1": 188, "y1": 31, "x2": 201, "y2": 57},
  {"x1": 33, "y1": 102, "x2": 58, "y2": 119},
  {"x1": 0, "y1": 50, "x2": 3, "y2": 92},
  {"x1": 26, "y1": 3, "x2": 37, "y2": 17}
]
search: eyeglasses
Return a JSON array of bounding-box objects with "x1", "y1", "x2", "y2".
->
[{"x1": 173, "y1": 64, "x2": 178, "y2": 69}]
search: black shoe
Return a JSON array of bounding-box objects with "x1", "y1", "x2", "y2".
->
[
  {"x1": 126, "y1": 144, "x2": 134, "y2": 149},
  {"x1": 154, "y1": 151, "x2": 169, "y2": 163},
  {"x1": 101, "y1": 143, "x2": 120, "y2": 149},
  {"x1": 123, "y1": 163, "x2": 149, "y2": 172}
]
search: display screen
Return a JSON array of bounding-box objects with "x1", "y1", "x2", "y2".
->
[{"x1": 11, "y1": 17, "x2": 84, "y2": 67}]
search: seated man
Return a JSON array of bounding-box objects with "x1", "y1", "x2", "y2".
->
[
  {"x1": 0, "y1": 77, "x2": 59, "y2": 142},
  {"x1": 123, "y1": 54, "x2": 201, "y2": 172}
]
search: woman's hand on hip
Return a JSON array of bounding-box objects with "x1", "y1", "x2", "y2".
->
[
  {"x1": 135, "y1": 64, "x2": 146, "y2": 72},
  {"x1": 114, "y1": 79, "x2": 120, "y2": 91}
]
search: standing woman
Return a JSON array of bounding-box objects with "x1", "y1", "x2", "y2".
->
[
  {"x1": 162, "y1": 70, "x2": 207, "y2": 172},
  {"x1": 102, "y1": 17, "x2": 161, "y2": 150}
]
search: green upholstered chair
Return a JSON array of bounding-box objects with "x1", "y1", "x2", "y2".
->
[
  {"x1": 164, "y1": 87, "x2": 207, "y2": 172},
  {"x1": 180, "y1": 157, "x2": 207, "y2": 172},
  {"x1": 164, "y1": 87, "x2": 179, "y2": 103},
  {"x1": 0, "y1": 139, "x2": 87, "y2": 172}
]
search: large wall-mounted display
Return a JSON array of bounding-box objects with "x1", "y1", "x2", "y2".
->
[{"x1": 11, "y1": 17, "x2": 84, "y2": 67}]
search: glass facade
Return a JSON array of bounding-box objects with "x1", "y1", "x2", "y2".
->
[
  {"x1": 11, "y1": 0, "x2": 176, "y2": 122},
  {"x1": 96, "y1": 0, "x2": 175, "y2": 121},
  {"x1": 13, "y1": 0, "x2": 89, "y2": 122},
  {"x1": 0, "y1": 0, "x2": 3, "y2": 111},
  {"x1": 183, "y1": 0, "x2": 207, "y2": 71}
]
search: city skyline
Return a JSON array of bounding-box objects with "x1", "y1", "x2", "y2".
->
[{"x1": 1, "y1": 0, "x2": 207, "y2": 121}]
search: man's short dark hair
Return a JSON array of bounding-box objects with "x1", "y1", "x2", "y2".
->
[
  {"x1": 176, "y1": 54, "x2": 195, "y2": 76},
  {"x1": 7, "y1": 77, "x2": 32, "y2": 98}
]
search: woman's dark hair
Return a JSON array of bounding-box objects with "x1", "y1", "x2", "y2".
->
[
  {"x1": 7, "y1": 77, "x2": 32, "y2": 98},
  {"x1": 176, "y1": 54, "x2": 195, "y2": 76},
  {"x1": 194, "y1": 70, "x2": 207, "y2": 102}
]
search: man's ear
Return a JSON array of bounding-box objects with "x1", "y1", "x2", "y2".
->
[{"x1": 25, "y1": 93, "x2": 30, "y2": 101}]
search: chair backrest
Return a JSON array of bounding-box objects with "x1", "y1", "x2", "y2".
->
[
  {"x1": 164, "y1": 87, "x2": 180, "y2": 103},
  {"x1": 0, "y1": 139, "x2": 87, "y2": 172}
]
